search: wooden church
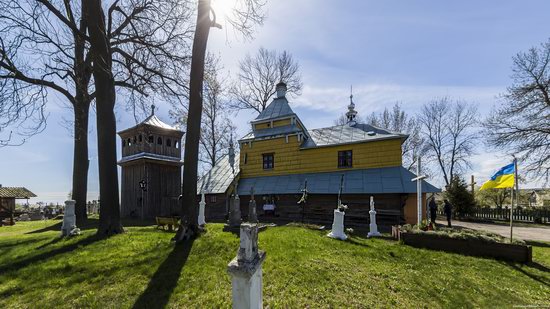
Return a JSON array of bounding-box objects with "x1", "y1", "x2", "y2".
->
[
  {"x1": 118, "y1": 106, "x2": 183, "y2": 219},
  {"x1": 199, "y1": 82, "x2": 440, "y2": 229}
]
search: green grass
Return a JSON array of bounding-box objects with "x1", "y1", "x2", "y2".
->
[{"x1": 1, "y1": 220, "x2": 549, "y2": 308}]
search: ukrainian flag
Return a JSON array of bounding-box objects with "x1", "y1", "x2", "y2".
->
[{"x1": 480, "y1": 163, "x2": 515, "y2": 190}]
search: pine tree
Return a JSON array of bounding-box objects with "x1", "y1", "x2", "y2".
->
[{"x1": 445, "y1": 175, "x2": 477, "y2": 217}]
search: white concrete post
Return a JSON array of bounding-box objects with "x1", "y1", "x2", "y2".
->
[
  {"x1": 367, "y1": 196, "x2": 381, "y2": 237},
  {"x1": 198, "y1": 190, "x2": 206, "y2": 226},
  {"x1": 327, "y1": 209, "x2": 347, "y2": 240},
  {"x1": 417, "y1": 158, "x2": 422, "y2": 225},
  {"x1": 61, "y1": 200, "x2": 77, "y2": 236},
  {"x1": 227, "y1": 223, "x2": 266, "y2": 309}
]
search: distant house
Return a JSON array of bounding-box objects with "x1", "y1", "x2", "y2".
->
[
  {"x1": 526, "y1": 189, "x2": 550, "y2": 207},
  {"x1": 0, "y1": 185, "x2": 36, "y2": 225}
]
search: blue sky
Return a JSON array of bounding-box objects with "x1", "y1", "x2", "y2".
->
[{"x1": 1, "y1": 0, "x2": 549, "y2": 203}]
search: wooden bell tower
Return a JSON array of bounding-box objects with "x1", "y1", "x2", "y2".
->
[{"x1": 117, "y1": 105, "x2": 184, "y2": 219}]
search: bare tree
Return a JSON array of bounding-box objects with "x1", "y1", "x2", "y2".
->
[
  {"x1": 365, "y1": 103, "x2": 425, "y2": 170},
  {"x1": 0, "y1": 0, "x2": 192, "y2": 227},
  {"x1": 485, "y1": 39, "x2": 550, "y2": 182},
  {"x1": 177, "y1": 0, "x2": 266, "y2": 241},
  {"x1": 419, "y1": 97, "x2": 478, "y2": 186},
  {"x1": 476, "y1": 188, "x2": 509, "y2": 208},
  {"x1": 86, "y1": 0, "x2": 123, "y2": 235},
  {"x1": 230, "y1": 47, "x2": 302, "y2": 114},
  {"x1": 170, "y1": 53, "x2": 235, "y2": 172}
]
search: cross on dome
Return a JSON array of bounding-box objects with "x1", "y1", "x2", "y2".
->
[{"x1": 346, "y1": 85, "x2": 358, "y2": 125}]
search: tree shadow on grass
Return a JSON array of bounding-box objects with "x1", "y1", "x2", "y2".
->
[
  {"x1": 25, "y1": 218, "x2": 157, "y2": 235},
  {"x1": 0, "y1": 237, "x2": 48, "y2": 250},
  {"x1": 24, "y1": 219, "x2": 100, "y2": 234},
  {"x1": 504, "y1": 261, "x2": 550, "y2": 287},
  {"x1": 0, "y1": 234, "x2": 103, "y2": 274},
  {"x1": 525, "y1": 240, "x2": 550, "y2": 248},
  {"x1": 132, "y1": 238, "x2": 195, "y2": 309}
]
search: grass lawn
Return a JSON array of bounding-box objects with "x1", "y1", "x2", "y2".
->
[{"x1": 1, "y1": 220, "x2": 549, "y2": 308}]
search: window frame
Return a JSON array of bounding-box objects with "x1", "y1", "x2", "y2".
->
[
  {"x1": 262, "y1": 153, "x2": 274, "y2": 170},
  {"x1": 338, "y1": 150, "x2": 353, "y2": 168}
]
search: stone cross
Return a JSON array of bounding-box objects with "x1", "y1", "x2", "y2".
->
[
  {"x1": 367, "y1": 196, "x2": 381, "y2": 238},
  {"x1": 327, "y1": 209, "x2": 347, "y2": 240},
  {"x1": 227, "y1": 186, "x2": 241, "y2": 228},
  {"x1": 61, "y1": 200, "x2": 79, "y2": 237},
  {"x1": 248, "y1": 187, "x2": 258, "y2": 223},
  {"x1": 198, "y1": 189, "x2": 206, "y2": 226},
  {"x1": 227, "y1": 223, "x2": 266, "y2": 309}
]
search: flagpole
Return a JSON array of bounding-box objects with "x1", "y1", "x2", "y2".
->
[
  {"x1": 510, "y1": 186, "x2": 513, "y2": 242},
  {"x1": 510, "y1": 157, "x2": 518, "y2": 243}
]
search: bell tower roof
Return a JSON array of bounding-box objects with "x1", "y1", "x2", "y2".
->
[{"x1": 118, "y1": 105, "x2": 182, "y2": 135}]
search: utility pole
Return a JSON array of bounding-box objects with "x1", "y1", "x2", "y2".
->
[{"x1": 470, "y1": 175, "x2": 476, "y2": 195}]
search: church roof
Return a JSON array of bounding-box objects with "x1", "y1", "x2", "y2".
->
[
  {"x1": 197, "y1": 155, "x2": 240, "y2": 194},
  {"x1": 302, "y1": 123, "x2": 406, "y2": 148},
  {"x1": 252, "y1": 97, "x2": 296, "y2": 123},
  {"x1": 240, "y1": 124, "x2": 304, "y2": 141},
  {"x1": 0, "y1": 187, "x2": 36, "y2": 199},
  {"x1": 140, "y1": 114, "x2": 179, "y2": 131},
  {"x1": 117, "y1": 152, "x2": 183, "y2": 165},
  {"x1": 118, "y1": 107, "x2": 182, "y2": 135},
  {"x1": 237, "y1": 166, "x2": 439, "y2": 195}
]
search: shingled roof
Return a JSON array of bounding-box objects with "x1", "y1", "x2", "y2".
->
[
  {"x1": 252, "y1": 97, "x2": 296, "y2": 123},
  {"x1": 0, "y1": 187, "x2": 36, "y2": 199},
  {"x1": 118, "y1": 112, "x2": 182, "y2": 135},
  {"x1": 302, "y1": 123, "x2": 406, "y2": 148},
  {"x1": 237, "y1": 167, "x2": 440, "y2": 195},
  {"x1": 197, "y1": 155, "x2": 240, "y2": 194}
]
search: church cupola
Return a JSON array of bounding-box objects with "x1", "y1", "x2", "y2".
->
[
  {"x1": 345, "y1": 86, "x2": 358, "y2": 126},
  {"x1": 276, "y1": 82, "x2": 287, "y2": 98}
]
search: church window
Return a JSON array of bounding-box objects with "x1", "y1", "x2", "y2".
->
[
  {"x1": 133, "y1": 136, "x2": 137, "y2": 144},
  {"x1": 338, "y1": 150, "x2": 353, "y2": 168},
  {"x1": 167, "y1": 139, "x2": 172, "y2": 147},
  {"x1": 157, "y1": 137, "x2": 163, "y2": 145},
  {"x1": 244, "y1": 153, "x2": 248, "y2": 164},
  {"x1": 148, "y1": 135, "x2": 154, "y2": 143},
  {"x1": 263, "y1": 153, "x2": 274, "y2": 169},
  {"x1": 175, "y1": 141, "x2": 179, "y2": 148},
  {"x1": 210, "y1": 195, "x2": 217, "y2": 203},
  {"x1": 127, "y1": 138, "x2": 131, "y2": 146},
  {"x1": 139, "y1": 134, "x2": 143, "y2": 142}
]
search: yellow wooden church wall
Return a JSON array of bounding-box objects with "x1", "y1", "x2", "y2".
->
[
  {"x1": 253, "y1": 118, "x2": 293, "y2": 130},
  {"x1": 239, "y1": 135, "x2": 403, "y2": 178}
]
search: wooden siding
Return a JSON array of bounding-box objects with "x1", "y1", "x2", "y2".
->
[
  {"x1": 404, "y1": 193, "x2": 427, "y2": 224},
  {"x1": 120, "y1": 129, "x2": 182, "y2": 158},
  {"x1": 239, "y1": 135, "x2": 402, "y2": 178},
  {"x1": 253, "y1": 118, "x2": 293, "y2": 130},
  {"x1": 204, "y1": 193, "x2": 228, "y2": 222},
  {"x1": 230, "y1": 193, "x2": 411, "y2": 230},
  {"x1": 121, "y1": 161, "x2": 181, "y2": 219}
]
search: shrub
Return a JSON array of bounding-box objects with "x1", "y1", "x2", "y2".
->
[{"x1": 445, "y1": 175, "x2": 476, "y2": 218}]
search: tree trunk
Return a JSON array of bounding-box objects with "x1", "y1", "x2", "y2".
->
[
  {"x1": 72, "y1": 100, "x2": 90, "y2": 225},
  {"x1": 175, "y1": 0, "x2": 212, "y2": 242},
  {"x1": 86, "y1": 0, "x2": 123, "y2": 236}
]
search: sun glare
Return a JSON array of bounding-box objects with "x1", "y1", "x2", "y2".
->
[{"x1": 211, "y1": 0, "x2": 239, "y2": 22}]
